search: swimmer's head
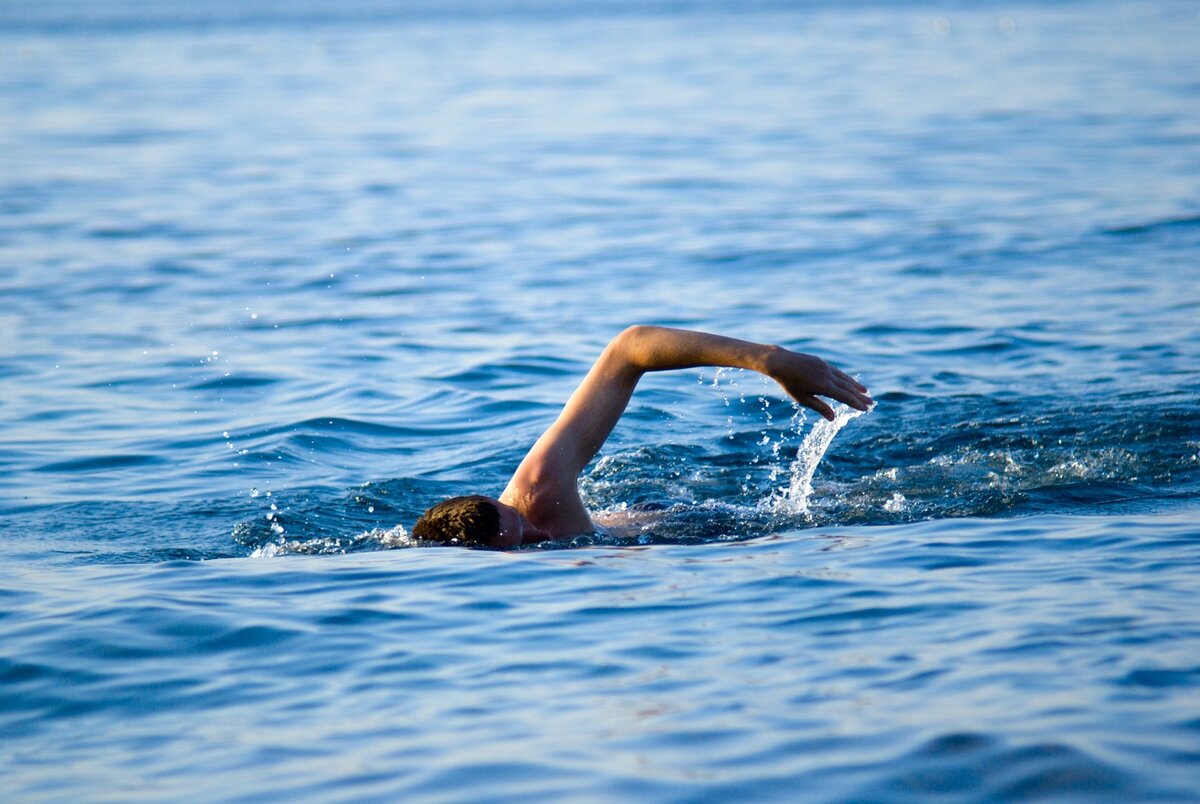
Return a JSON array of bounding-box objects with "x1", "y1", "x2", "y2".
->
[
  {"x1": 412, "y1": 495, "x2": 552, "y2": 548},
  {"x1": 412, "y1": 495, "x2": 500, "y2": 547}
]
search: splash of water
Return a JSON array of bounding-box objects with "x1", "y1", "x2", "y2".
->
[
  {"x1": 246, "y1": 523, "x2": 413, "y2": 558},
  {"x1": 771, "y1": 403, "x2": 870, "y2": 516}
]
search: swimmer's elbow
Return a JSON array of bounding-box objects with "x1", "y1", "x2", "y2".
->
[
  {"x1": 611, "y1": 325, "x2": 649, "y2": 354},
  {"x1": 617, "y1": 324, "x2": 655, "y2": 341},
  {"x1": 609, "y1": 324, "x2": 656, "y2": 372}
]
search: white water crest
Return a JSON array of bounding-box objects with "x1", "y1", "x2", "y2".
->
[{"x1": 771, "y1": 403, "x2": 871, "y2": 515}]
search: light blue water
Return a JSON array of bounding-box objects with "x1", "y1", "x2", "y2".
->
[{"x1": 3, "y1": 0, "x2": 1200, "y2": 799}]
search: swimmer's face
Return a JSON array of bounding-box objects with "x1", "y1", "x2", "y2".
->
[{"x1": 489, "y1": 500, "x2": 552, "y2": 548}]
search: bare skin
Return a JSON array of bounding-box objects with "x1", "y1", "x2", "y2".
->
[{"x1": 486, "y1": 326, "x2": 873, "y2": 548}]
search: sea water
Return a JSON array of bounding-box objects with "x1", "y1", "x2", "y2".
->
[{"x1": 2, "y1": 0, "x2": 1200, "y2": 799}]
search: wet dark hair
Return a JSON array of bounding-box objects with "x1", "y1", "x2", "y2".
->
[{"x1": 412, "y1": 495, "x2": 500, "y2": 546}]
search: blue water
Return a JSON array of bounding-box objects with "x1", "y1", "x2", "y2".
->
[{"x1": 3, "y1": 0, "x2": 1200, "y2": 799}]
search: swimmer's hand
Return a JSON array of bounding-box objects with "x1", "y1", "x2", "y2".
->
[{"x1": 763, "y1": 346, "x2": 873, "y2": 421}]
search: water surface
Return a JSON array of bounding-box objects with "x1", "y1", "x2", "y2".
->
[{"x1": 2, "y1": 0, "x2": 1199, "y2": 799}]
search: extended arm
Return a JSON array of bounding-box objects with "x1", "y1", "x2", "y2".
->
[{"x1": 500, "y1": 326, "x2": 871, "y2": 533}]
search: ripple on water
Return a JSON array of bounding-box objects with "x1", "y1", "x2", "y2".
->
[
  {"x1": 1, "y1": 510, "x2": 1198, "y2": 798},
  {"x1": 35, "y1": 453, "x2": 166, "y2": 473},
  {"x1": 845, "y1": 734, "x2": 1133, "y2": 801}
]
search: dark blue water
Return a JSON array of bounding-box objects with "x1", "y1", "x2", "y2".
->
[{"x1": 3, "y1": 0, "x2": 1200, "y2": 799}]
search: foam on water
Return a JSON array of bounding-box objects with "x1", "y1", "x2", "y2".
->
[{"x1": 247, "y1": 522, "x2": 413, "y2": 557}]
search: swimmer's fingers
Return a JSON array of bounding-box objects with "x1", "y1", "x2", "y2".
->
[
  {"x1": 835, "y1": 368, "x2": 869, "y2": 394},
  {"x1": 831, "y1": 377, "x2": 874, "y2": 410},
  {"x1": 825, "y1": 362, "x2": 867, "y2": 393},
  {"x1": 795, "y1": 394, "x2": 836, "y2": 421},
  {"x1": 799, "y1": 385, "x2": 872, "y2": 421}
]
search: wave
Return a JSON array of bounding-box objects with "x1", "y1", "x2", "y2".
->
[
  {"x1": 1103, "y1": 213, "x2": 1200, "y2": 236},
  {"x1": 35, "y1": 453, "x2": 165, "y2": 473}
]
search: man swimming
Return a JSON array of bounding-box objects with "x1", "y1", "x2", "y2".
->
[{"x1": 412, "y1": 325, "x2": 873, "y2": 548}]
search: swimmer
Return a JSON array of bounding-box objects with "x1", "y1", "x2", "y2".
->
[{"x1": 412, "y1": 325, "x2": 872, "y2": 548}]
